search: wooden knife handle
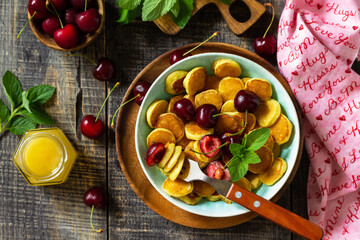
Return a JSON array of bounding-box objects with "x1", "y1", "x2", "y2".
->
[{"x1": 226, "y1": 184, "x2": 323, "y2": 240}]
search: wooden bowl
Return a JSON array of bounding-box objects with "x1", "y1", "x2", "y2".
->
[{"x1": 28, "y1": 0, "x2": 105, "y2": 51}]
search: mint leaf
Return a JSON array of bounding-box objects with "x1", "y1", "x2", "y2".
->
[
  {"x1": 142, "y1": 0, "x2": 177, "y2": 21},
  {"x1": 170, "y1": 0, "x2": 180, "y2": 17},
  {"x1": 26, "y1": 85, "x2": 56, "y2": 105},
  {"x1": 116, "y1": 0, "x2": 142, "y2": 10},
  {"x1": 0, "y1": 99, "x2": 10, "y2": 123},
  {"x1": 171, "y1": 0, "x2": 193, "y2": 29},
  {"x1": 219, "y1": 0, "x2": 231, "y2": 4},
  {"x1": 8, "y1": 117, "x2": 36, "y2": 135},
  {"x1": 244, "y1": 128, "x2": 270, "y2": 152},
  {"x1": 229, "y1": 143, "x2": 245, "y2": 157},
  {"x1": 2, "y1": 71, "x2": 23, "y2": 109},
  {"x1": 228, "y1": 156, "x2": 248, "y2": 182},
  {"x1": 243, "y1": 150, "x2": 261, "y2": 164},
  {"x1": 117, "y1": 5, "x2": 142, "y2": 24},
  {"x1": 22, "y1": 91, "x2": 31, "y2": 113},
  {"x1": 21, "y1": 106, "x2": 54, "y2": 125}
]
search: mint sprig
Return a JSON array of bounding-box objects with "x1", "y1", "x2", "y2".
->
[
  {"x1": 0, "y1": 71, "x2": 56, "y2": 136},
  {"x1": 228, "y1": 128, "x2": 270, "y2": 182}
]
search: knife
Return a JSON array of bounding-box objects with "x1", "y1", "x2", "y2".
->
[{"x1": 183, "y1": 159, "x2": 323, "y2": 240}]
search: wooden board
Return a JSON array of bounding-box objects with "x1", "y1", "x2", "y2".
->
[{"x1": 115, "y1": 42, "x2": 303, "y2": 229}]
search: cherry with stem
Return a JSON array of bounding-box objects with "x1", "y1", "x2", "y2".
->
[{"x1": 83, "y1": 186, "x2": 106, "y2": 233}]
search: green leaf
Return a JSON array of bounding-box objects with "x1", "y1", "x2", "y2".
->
[
  {"x1": 229, "y1": 143, "x2": 245, "y2": 157},
  {"x1": 243, "y1": 150, "x2": 261, "y2": 164},
  {"x1": 170, "y1": 0, "x2": 180, "y2": 17},
  {"x1": 0, "y1": 99, "x2": 10, "y2": 123},
  {"x1": 244, "y1": 128, "x2": 270, "y2": 152},
  {"x1": 116, "y1": 0, "x2": 142, "y2": 10},
  {"x1": 228, "y1": 156, "x2": 248, "y2": 182},
  {"x1": 26, "y1": 85, "x2": 56, "y2": 105},
  {"x1": 20, "y1": 106, "x2": 54, "y2": 125},
  {"x1": 142, "y1": 0, "x2": 177, "y2": 21},
  {"x1": 219, "y1": 0, "x2": 231, "y2": 4},
  {"x1": 22, "y1": 91, "x2": 31, "y2": 113},
  {"x1": 117, "y1": 5, "x2": 142, "y2": 24},
  {"x1": 171, "y1": 0, "x2": 193, "y2": 29},
  {"x1": 2, "y1": 70, "x2": 23, "y2": 109},
  {"x1": 8, "y1": 117, "x2": 36, "y2": 135}
]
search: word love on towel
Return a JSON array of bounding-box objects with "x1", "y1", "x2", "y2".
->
[{"x1": 277, "y1": 0, "x2": 360, "y2": 240}]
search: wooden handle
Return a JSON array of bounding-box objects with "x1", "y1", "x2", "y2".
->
[
  {"x1": 154, "y1": 0, "x2": 265, "y2": 35},
  {"x1": 226, "y1": 184, "x2": 323, "y2": 240}
]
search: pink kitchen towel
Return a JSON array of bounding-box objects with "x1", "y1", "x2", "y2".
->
[{"x1": 277, "y1": 0, "x2": 360, "y2": 239}]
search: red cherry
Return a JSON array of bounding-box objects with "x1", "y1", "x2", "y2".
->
[
  {"x1": 75, "y1": 8, "x2": 100, "y2": 33},
  {"x1": 221, "y1": 132, "x2": 242, "y2": 155},
  {"x1": 170, "y1": 50, "x2": 191, "y2": 65},
  {"x1": 195, "y1": 104, "x2": 218, "y2": 128},
  {"x1": 206, "y1": 160, "x2": 224, "y2": 179},
  {"x1": 173, "y1": 98, "x2": 195, "y2": 121},
  {"x1": 234, "y1": 90, "x2": 260, "y2": 113},
  {"x1": 133, "y1": 81, "x2": 150, "y2": 105},
  {"x1": 42, "y1": 16, "x2": 61, "y2": 37},
  {"x1": 83, "y1": 187, "x2": 106, "y2": 209},
  {"x1": 92, "y1": 57, "x2": 115, "y2": 81},
  {"x1": 54, "y1": 24, "x2": 79, "y2": 49},
  {"x1": 28, "y1": 0, "x2": 49, "y2": 20},
  {"x1": 71, "y1": 0, "x2": 96, "y2": 10},
  {"x1": 199, "y1": 135, "x2": 222, "y2": 158},
  {"x1": 50, "y1": 0, "x2": 68, "y2": 12},
  {"x1": 253, "y1": 35, "x2": 277, "y2": 58},
  {"x1": 64, "y1": 8, "x2": 79, "y2": 25},
  {"x1": 80, "y1": 115, "x2": 105, "y2": 139},
  {"x1": 145, "y1": 143, "x2": 166, "y2": 166}
]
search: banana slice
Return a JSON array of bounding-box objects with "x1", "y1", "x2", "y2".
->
[
  {"x1": 269, "y1": 114, "x2": 293, "y2": 145},
  {"x1": 158, "y1": 143, "x2": 176, "y2": 168},
  {"x1": 167, "y1": 94, "x2": 185, "y2": 113},
  {"x1": 162, "y1": 178, "x2": 193, "y2": 198},
  {"x1": 164, "y1": 145, "x2": 182, "y2": 173},
  {"x1": 183, "y1": 67, "x2": 206, "y2": 96},
  {"x1": 248, "y1": 146, "x2": 274, "y2": 174},
  {"x1": 218, "y1": 77, "x2": 245, "y2": 102},
  {"x1": 220, "y1": 100, "x2": 236, "y2": 113},
  {"x1": 178, "y1": 192, "x2": 203, "y2": 205},
  {"x1": 169, "y1": 152, "x2": 185, "y2": 180},
  {"x1": 212, "y1": 59, "x2": 242, "y2": 78},
  {"x1": 146, "y1": 128, "x2": 176, "y2": 147},
  {"x1": 155, "y1": 113, "x2": 185, "y2": 142},
  {"x1": 259, "y1": 157, "x2": 287, "y2": 186},
  {"x1": 203, "y1": 75, "x2": 220, "y2": 91},
  {"x1": 185, "y1": 121, "x2": 214, "y2": 141},
  {"x1": 146, "y1": 99, "x2": 168, "y2": 128},
  {"x1": 165, "y1": 70, "x2": 187, "y2": 95},
  {"x1": 195, "y1": 89, "x2": 223, "y2": 111},
  {"x1": 193, "y1": 180, "x2": 216, "y2": 197},
  {"x1": 254, "y1": 99, "x2": 281, "y2": 127},
  {"x1": 245, "y1": 78, "x2": 272, "y2": 101}
]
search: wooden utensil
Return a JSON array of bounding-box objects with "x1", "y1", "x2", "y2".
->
[
  {"x1": 184, "y1": 159, "x2": 323, "y2": 239},
  {"x1": 154, "y1": 0, "x2": 265, "y2": 35}
]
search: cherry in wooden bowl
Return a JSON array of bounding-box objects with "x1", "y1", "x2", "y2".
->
[{"x1": 28, "y1": 0, "x2": 105, "y2": 51}]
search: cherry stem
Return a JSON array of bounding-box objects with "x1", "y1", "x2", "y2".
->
[
  {"x1": 111, "y1": 94, "x2": 140, "y2": 128},
  {"x1": 17, "y1": 11, "x2": 37, "y2": 39},
  {"x1": 90, "y1": 205, "x2": 103, "y2": 233},
  {"x1": 190, "y1": 142, "x2": 228, "y2": 155},
  {"x1": 183, "y1": 31, "x2": 220, "y2": 56},
  {"x1": 48, "y1": 0, "x2": 64, "y2": 28},
  {"x1": 67, "y1": 53, "x2": 97, "y2": 66},
  {"x1": 95, "y1": 82, "x2": 121, "y2": 122},
  {"x1": 85, "y1": 0, "x2": 88, "y2": 11},
  {"x1": 263, "y1": 3, "x2": 275, "y2": 39}
]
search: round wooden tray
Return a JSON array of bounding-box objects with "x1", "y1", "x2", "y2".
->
[{"x1": 115, "y1": 42, "x2": 303, "y2": 229}]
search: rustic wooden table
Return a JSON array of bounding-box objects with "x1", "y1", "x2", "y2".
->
[{"x1": 2, "y1": 0, "x2": 358, "y2": 239}]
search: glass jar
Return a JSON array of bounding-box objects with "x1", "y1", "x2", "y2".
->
[{"x1": 13, "y1": 128, "x2": 78, "y2": 186}]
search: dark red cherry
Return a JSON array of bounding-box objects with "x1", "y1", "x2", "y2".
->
[
  {"x1": 92, "y1": 57, "x2": 115, "y2": 81},
  {"x1": 71, "y1": 0, "x2": 96, "y2": 10},
  {"x1": 42, "y1": 16, "x2": 61, "y2": 37},
  {"x1": 50, "y1": 0, "x2": 68, "y2": 12},
  {"x1": 145, "y1": 142, "x2": 165, "y2": 166},
  {"x1": 206, "y1": 160, "x2": 224, "y2": 180},
  {"x1": 75, "y1": 8, "x2": 100, "y2": 33},
  {"x1": 64, "y1": 8, "x2": 79, "y2": 25},
  {"x1": 234, "y1": 90, "x2": 260, "y2": 113},
  {"x1": 253, "y1": 34, "x2": 277, "y2": 57},
  {"x1": 28, "y1": 0, "x2": 49, "y2": 20},
  {"x1": 200, "y1": 135, "x2": 222, "y2": 158},
  {"x1": 169, "y1": 50, "x2": 191, "y2": 65},
  {"x1": 173, "y1": 98, "x2": 195, "y2": 121},
  {"x1": 133, "y1": 81, "x2": 150, "y2": 105},
  {"x1": 84, "y1": 187, "x2": 106, "y2": 209},
  {"x1": 80, "y1": 115, "x2": 105, "y2": 139},
  {"x1": 195, "y1": 104, "x2": 218, "y2": 128},
  {"x1": 221, "y1": 132, "x2": 242, "y2": 155},
  {"x1": 54, "y1": 24, "x2": 79, "y2": 49}
]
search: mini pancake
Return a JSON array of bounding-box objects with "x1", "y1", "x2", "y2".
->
[
  {"x1": 220, "y1": 100, "x2": 236, "y2": 113},
  {"x1": 269, "y1": 114, "x2": 293, "y2": 145},
  {"x1": 162, "y1": 178, "x2": 194, "y2": 197},
  {"x1": 233, "y1": 178, "x2": 252, "y2": 191},
  {"x1": 263, "y1": 134, "x2": 274, "y2": 150},
  {"x1": 214, "y1": 112, "x2": 245, "y2": 136},
  {"x1": 212, "y1": 59, "x2": 242, "y2": 78},
  {"x1": 183, "y1": 67, "x2": 206, "y2": 96},
  {"x1": 238, "y1": 112, "x2": 256, "y2": 135},
  {"x1": 178, "y1": 158, "x2": 191, "y2": 179},
  {"x1": 163, "y1": 145, "x2": 182, "y2": 172},
  {"x1": 169, "y1": 152, "x2": 185, "y2": 180},
  {"x1": 245, "y1": 78, "x2": 272, "y2": 101},
  {"x1": 165, "y1": 70, "x2": 187, "y2": 95},
  {"x1": 177, "y1": 136, "x2": 192, "y2": 149},
  {"x1": 194, "y1": 89, "x2": 223, "y2": 111},
  {"x1": 248, "y1": 146, "x2": 274, "y2": 174},
  {"x1": 183, "y1": 141, "x2": 208, "y2": 169},
  {"x1": 206, "y1": 192, "x2": 222, "y2": 202},
  {"x1": 272, "y1": 142, "x2": 281, "y2": 157},
  {"x1": 245, "y1": 172, "x2": 262, "y2": 190},
  {"x1": 155, "y1": 113, "x2": 185, "y2": 142},
  {"x1": 185, "y1": 121, "x2": 214, "y2": 140},
  {"x1": 259, "y1": 157, "x2": 287, "y2": 186},
  {"x1": 178, "y1": 192, "x2": 203, "y2": 205},
  {"x1": 218, "y1": 77, "x2": 245, "y2": 102},
  {"x1": 146, "y1": 128, "x2": 176, "y2": 147},
  {"x1": 158, "y1": 143, "x2": 176, "y2": 168},
  {"x1": 193, "y1": 180, "x2": 216, "y2": 197},
  {"x1": 167, "y1": 94, "x2": 185, "y2": 113},
  {"x1": 203, "y1": 75, "x2": 220, "y2": 91},
  {"x1": 254, "y1": 99, "x2": 281, "y2": 127},
  {"x1": 146, "y1": 99, "x2": 168, "y2": 128},
  {"x1": 183, "y1": 94, "x2": 195, "y2": 106}
]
